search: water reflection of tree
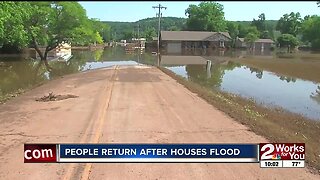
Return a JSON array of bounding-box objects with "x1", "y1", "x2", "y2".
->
[
  {"x1": 47, "y1": 48, "x2": 156, "y2": 78},
  {"x1": 80, "y1": 48, "x2": 156, "y2": 65},
  {"x1": 185, "y1": 61, "x2": 241, "y2": 88},
  {"x1": 278, "y1": 75, "x2": 296, "y2": 83},
  {"x1": 0, "y1": 60, "x2": 48, "y2": 95},
  {"x1": 249, "y1": 67, "x2": 263, "y2": 79},
  {"x1": 48, "y1": 52, "x2": 89, "y2": 78},
  {"x1": 93, "y1": 49, "x2": 104, "y2": 61},
  {"x1": 310, "y1": 86, "x2": 320, "y2": 105},
  {"x1": 1, "y1": 48, "x2": 158, "y2": 97}
]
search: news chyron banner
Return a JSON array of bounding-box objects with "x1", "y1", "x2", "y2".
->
[{"x1": 24, "y1": 143, "x2": 305, "y2": 168}]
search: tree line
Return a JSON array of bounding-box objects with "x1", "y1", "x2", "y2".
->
[
  {"x1": 1, "y1": 1, "x2": 320, "y2": 67},
  {"x1": 107, "y1": 2, "x2": 320, "y2": 51},
  {"x1": 183, "y1": 2, "x2": 320, "y2": 50},
  {"x1": 103, "y1": 17, "x2": 187, "y2": 42}
]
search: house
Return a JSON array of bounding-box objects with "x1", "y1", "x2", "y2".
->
[
  {"x1": 131, "y1": 38, "x2": 146, "y2": 49},
  {"x1": 235, "y1": 38, "x2": 247, "y2": 48},
  {"x1": 160, "y1": 31, "x2": 232, "y2": 53},
  {"x1": 254, "y1": 39, "x2": 275, "y2": 51},
  {"x1": 145, "y1": 37, "x2": 158, "y2": 51},
  {"x1": 35, "y1": 42, "x2": 72, "y2": 60},
  {"x1": 236, "y1": 37, "x2": 274, "y2": 51}
]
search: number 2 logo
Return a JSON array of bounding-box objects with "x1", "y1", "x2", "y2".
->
[{"x1": 261, "y1": 144, "x2": 274, "y2": 160}]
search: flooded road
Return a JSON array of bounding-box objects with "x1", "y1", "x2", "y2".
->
[
  {"x1": 1, "y1": 48, "x2": 319, "y2": 120},
  {"x1": 0, "y1": 47, "x2": 154, "y2": 98}
]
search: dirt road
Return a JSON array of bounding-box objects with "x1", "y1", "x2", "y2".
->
[{"x1": 0, "y1": 65, "x2": 318, "y2": 179}]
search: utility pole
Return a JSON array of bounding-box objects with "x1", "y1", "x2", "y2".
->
[
  {"x1": 152, "y1": 4, "x2": 167, "y2": 54},
  {"x1": 137, "y1": 24, "x2": 140, "y2": 39}
]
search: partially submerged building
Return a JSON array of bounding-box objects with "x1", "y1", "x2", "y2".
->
[
  {"x1": 131, "y1": 38, "x2": 146, "y2": 49},
  {"x1": 160, "y1": 31, "x2": 232, "y2": 53},
  {"x1": 35, "y1": 42, "x2": 72, "y2": 61},
  {"x1": 236, "y1": 37, "x2": 274, "y2": 51}
]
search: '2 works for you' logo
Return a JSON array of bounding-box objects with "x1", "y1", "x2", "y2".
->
[{"x1": 259, "y1": 143, "x2": 305, "y2": 161}]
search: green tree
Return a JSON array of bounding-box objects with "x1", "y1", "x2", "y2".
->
[
  {"x1": 238, "y1": 23, "x2": 249, "y2": 38},
  {"x1": 104, "y1": 17, "x2": 187, "y2": 41},
  {"x1": 90, "y1": 18, "x2": 110, "y2": 42},
  {"x1": 261, "y1": 30, "x2": 271, "y2": 39},
  {"x1": 226, "y1": 22, "x2": 239, "y2": 47},
  {"x1": 0, "y1": 2, "x2": 31, "y2": 49},
  {"x1": 247, "y1": 26, "x2": 260, "y2": 37},
  {"x1": 245, "y1": 33, "x2": 259, "y2": 49},
  {"x1": 277, "y1": 34, "x2": 299, "y2": 52},
  {"x1": 244, "y1": 26, "x2": 260, "y2": 49},
  {"x1": 301, "y1": 16, "x2": 320, "y2": 49},
  {"x1": 94, "y1": 32, "x2": 104, "y2": 44},
  {"x1": 185, "y1": 2, "x2": 226, "y2": 31},
  {"x1": 144, "y1": 27, "x2": 157, "y2": 42},
  {"x1": 304, "y1": 15, "x2": 311, "y2": 21},
  {"x1": 0, "y1": 2, "x2": 95, "y2": 70},
  {"x1": 122, "y1": 30, "x2": 133, "y2": 41},
  {"x1": 71, "y1": 24, "x2": 95, "y2": 46},
  {"x1": 251, "y1": 13, "x2": 266, "y2": 33},
  {"x1": 27, "y1": 2, "x2": 91, "y2": 62},
  {"x1": 251, "y1": 13, "x2": 273, "y2": 39},
  {"x1": 276, "y1": 12, "x2": 302, "y2": 36},
  {"x1": 168, "y1": 26, "x2": 179, "y2": 31},
  {"x1": 265, "y1": 20, "x2": 277, "y2": 40}
]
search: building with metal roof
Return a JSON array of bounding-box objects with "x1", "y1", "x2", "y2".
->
[{"x1": 160, "y1": 31, "x2": 232, "y2": 54}]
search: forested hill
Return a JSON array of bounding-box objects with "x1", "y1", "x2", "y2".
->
[
  {"x1": 103, "y1": 17, "x2": 278, "y2": 41},
  {"x1": 234, "y1": 20, "x2": 278, "y2": 29},
  {"x1": 103, "y1": 17, "x2": 187, "y2": 41}
]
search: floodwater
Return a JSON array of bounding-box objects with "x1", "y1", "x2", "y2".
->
[
  {"x1": 0, "y1": 47, "x2": 154, "y2": 98},
  {"x1": 0, "y1": 47, "x2": 319, "y2": 121}
]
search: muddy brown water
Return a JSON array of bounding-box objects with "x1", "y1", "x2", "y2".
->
[{"x1": 0, "y1": 48, "x2": 319, "y2": 120}]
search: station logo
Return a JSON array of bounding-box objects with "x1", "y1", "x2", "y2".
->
[
  {"x1": 259, "y1": 143, "x2": 305, "y2": 160},
  {"x1": 24, "y1": 144, "x2": 57, "y2": 163}
]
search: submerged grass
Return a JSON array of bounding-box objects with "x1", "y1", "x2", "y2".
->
[
  {"x1": 0, "y1": 88, "x2": 25, "y2": 104},
  {"x1": 0, "y1": 82, "x2": 46, "y2": 104},
  {"x1": 159, "y1": 66, "x2": 320, "y2": 173}
]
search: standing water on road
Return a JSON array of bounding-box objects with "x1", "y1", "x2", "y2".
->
[
  {"x1": 0, "y1": 47, "x2": 155, "y2": 101},
  {"x1": 1, "y1": 48, "x2": 320, "y2": 121}
]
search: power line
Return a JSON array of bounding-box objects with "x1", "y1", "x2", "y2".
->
[{"x1": 152, "y1": 4, "x2": 167, "y2": 54}]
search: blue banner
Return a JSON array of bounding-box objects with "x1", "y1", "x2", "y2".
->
[{"x1": 59, "y1": 144, "x2": 258, "y2": 161}]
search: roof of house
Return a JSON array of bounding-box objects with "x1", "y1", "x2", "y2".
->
[
  {"x1": 238, "y1": 38, "x2": 245, "y2": 42},
  {"x1": 161, "y1": 31, "x2": 231, "y2": 41},
  {"x1": 237, "y1": 37, "x2": 274, "y2": 43}
]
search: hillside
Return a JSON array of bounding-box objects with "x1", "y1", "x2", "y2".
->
[
  {"x1": 103, "y1": 17, "x2": 279, "y2": 41},
  {"x1": 103, "y1": 17, "x2": 187, "y2": 41}
]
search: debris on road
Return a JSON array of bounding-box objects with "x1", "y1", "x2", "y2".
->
[{"x1": 35, "y1": 92, "x2": 78, "y2": 102}]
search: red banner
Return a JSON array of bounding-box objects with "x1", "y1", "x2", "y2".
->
[{"x1": 24, "y1": 144, "x2": 57, "y2": 163}]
